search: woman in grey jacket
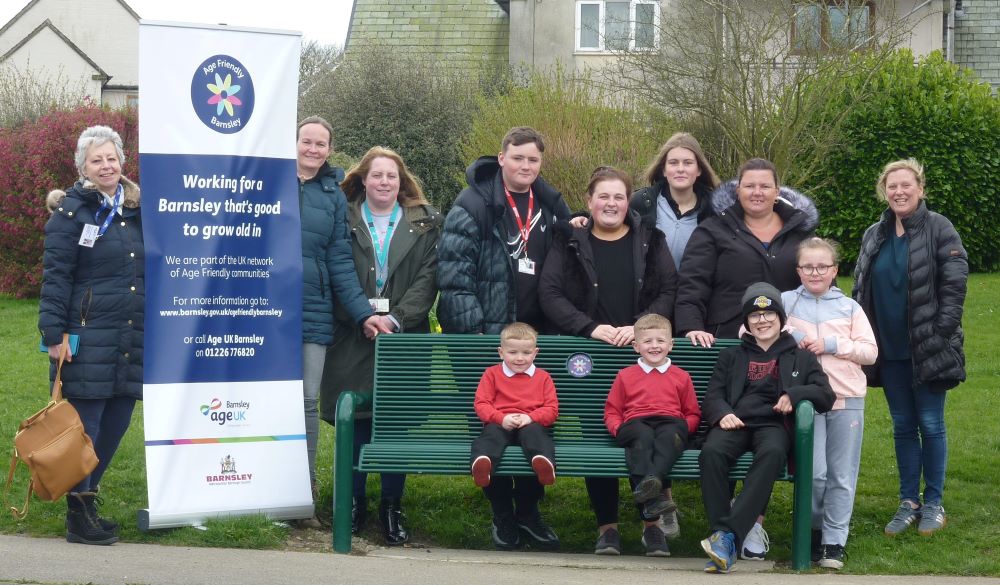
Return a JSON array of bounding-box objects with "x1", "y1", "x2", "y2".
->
[{"x1": 853, "y1": 158, "x2": 968, "y2": 537}]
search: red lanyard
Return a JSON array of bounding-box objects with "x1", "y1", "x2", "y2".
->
[{"x1": 504, "y1": 185, "x2": 534, "y2": 244}]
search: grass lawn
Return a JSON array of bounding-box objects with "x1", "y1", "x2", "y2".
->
[{"x1": 2, "y1": 275, "x2": 998, "y2": 575}]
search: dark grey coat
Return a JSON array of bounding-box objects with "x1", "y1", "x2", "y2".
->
[
  {"x1": 853, "y1": 201, "x2": 968, "y2": 390},
  {"x1": 436, "y1": 156, "x2": 570, "y2": 334}
]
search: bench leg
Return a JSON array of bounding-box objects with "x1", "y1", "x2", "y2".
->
[
  {"x1": 791, "y1": 400, "x2": 817, "y2": 570},
  {"x1": 333, "y1": 391, "x2": 364, "y2": 554}
]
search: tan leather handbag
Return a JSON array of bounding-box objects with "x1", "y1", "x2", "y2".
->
[{"x1": 5, "y1": 334, "x2": 98, "y2": 519}]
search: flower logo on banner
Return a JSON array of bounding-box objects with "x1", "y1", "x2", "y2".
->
[
  {"x1": 190, "y1": 54, "x2": 255, "y2": 134},
  {"x1": 206, "y1": 73, "x2": 243, "y2": 116}
]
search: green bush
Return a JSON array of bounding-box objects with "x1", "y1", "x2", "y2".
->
[
  {"x1": 800, "y1": 50, "x2": 1000, "y2": 270},
  {"x1": 304, "y1": 45, "x2": 479, "y2": 212},
  {"x1": 461, "y1": 69, "x2": 676, "y2": 211}
]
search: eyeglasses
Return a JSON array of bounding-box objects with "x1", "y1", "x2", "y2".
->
[
  {"x1": 797, "y1": 264, "x2": 834, "y2": 275},
  {"x1": 747, "y1": 311, "x2": 778, "y2": 324}
]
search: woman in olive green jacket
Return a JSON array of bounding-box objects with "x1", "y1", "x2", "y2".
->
[{"x1": 320, "y1": 146, "x2": 442, "y2": 546}]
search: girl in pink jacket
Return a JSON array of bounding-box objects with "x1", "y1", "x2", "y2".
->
[{"x1": 783, "y1": 238, "x2": 877, "y2": 571}]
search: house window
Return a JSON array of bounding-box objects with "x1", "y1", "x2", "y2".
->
[
  {"x1": 576, "y1": 1, "x2": 659, "y2": 52},
  {"x1": 792, "y1": 1, "x2": 874, "y2": 52}
]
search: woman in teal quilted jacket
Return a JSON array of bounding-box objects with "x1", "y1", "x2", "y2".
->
[{"x1": 296, "y1": 116, "x2": 381, "y2": 526}]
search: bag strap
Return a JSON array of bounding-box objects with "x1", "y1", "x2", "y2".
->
[
  {"x1": 4, "y1": 453, "x2": 34, "y2": 520},
  {"x1": 50, "y1": 333, "x2": 70, "y2": 402}
]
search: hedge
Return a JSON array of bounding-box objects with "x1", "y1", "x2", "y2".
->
[
  {"x1": 802, "y1": 50, "x2": 1000, "y2": 271},
  {"x1": 0, "y1": 106, "x2": 138, "y2": 297}
]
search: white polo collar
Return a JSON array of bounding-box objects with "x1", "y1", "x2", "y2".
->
[
  {"x1": 638, "y1": 357, "x2": 671, "y2": 373},
  {"x1": 502, "y1": 363, "x2": 536, "y2": 377}
]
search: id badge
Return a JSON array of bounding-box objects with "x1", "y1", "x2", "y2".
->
[
  {"x1": 369, "y1": 297, "x2": 390, "y2": 314},
  {"x1": 518, "y1": 257, "x2": 536, "y2": 275},
  {"x1": 79, "y1": 224, "x2": 99, "y2": 248}
]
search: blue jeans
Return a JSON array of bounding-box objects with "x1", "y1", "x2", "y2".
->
[
  {"x1": 68, "y1": 396, "x2": 137, "y2": 493},
  {"x1": 881, "y1": 359, "x2": 947, "y2": 505}
]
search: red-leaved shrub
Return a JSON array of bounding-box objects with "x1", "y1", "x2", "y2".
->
[{"x1": 0, "y1": 105, "x2": 138, "y2": 297}]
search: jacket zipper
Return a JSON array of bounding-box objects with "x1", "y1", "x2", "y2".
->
[{"x1": 79, "y1": 287, "x2": 93, "y2": 327}]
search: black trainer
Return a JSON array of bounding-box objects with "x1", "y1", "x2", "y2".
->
[
  {"x1": 642, "y1": 495, "x2": 677, "y2": 519},
  {"x1": 819, "y1": 544, "x2": 846, "y2": 570},
  {"x1": 516, "y1": 511, "x2": 559, "y2": 549},
  {"x1": 491, "y1": 514, "x2": 520, "y2": 550},
  {"x1": 632, "y1": 474, "x2": 662, "y2": 503}
]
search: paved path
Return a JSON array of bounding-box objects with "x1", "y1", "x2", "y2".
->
[{"x1": 1, "y1": 534, "x2": 997, "y2": 585}]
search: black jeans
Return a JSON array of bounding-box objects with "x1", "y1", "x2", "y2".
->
[
  {"x1": 700, "y1": 424, "x2": 788, "y2": 547},
  {"x1": 472, "y1": 422, "x2": 553, "y2": 519},
  {"x1": 614, "y1": 416, "x2": 688, "y2": 486}
]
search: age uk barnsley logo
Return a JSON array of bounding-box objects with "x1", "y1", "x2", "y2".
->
[
  {"x1": 190, "y1": 54, "x2": 255, "y2": 134},
  {"x1": 199, "y1": 398, "x2": 249, "y2": 426}
]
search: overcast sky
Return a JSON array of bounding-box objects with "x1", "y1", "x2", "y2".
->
[{"x1": 0, "y1": 0, "x2": 355, "y2": 48}]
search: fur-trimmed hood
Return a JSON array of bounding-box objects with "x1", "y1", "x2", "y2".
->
[
  {"x1": 46, "y1": 175, "x2": 140, "y2": 214},
  {"x1": 710, "y1": 180, "x2": 819, "y2": 231}
]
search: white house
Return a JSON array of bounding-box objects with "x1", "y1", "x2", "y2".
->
[{"x1": 0, "y1": 0, "x2": 140, "y2": 108}]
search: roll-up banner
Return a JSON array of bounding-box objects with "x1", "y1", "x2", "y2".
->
[{"x1": 138, "y1": 21, "x2": 309, "y2": 530}]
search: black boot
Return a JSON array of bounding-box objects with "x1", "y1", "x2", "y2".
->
[
  {"x1": 85, "y1": 487, "x2": 119, "y2": 535},
  {"x1": 66, "y1": 492, "x2": 118, "y2": 545},
  {"x1": 378, "y1": 497, "x2": 409, "y2": 546},
  {"x1": 351, "y1": 497, "x2": 368, "y2": 535}
]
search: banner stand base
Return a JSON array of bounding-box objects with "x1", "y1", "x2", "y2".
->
[{"x1": 137, "y1": 504, "x2": 315, "y2": 531}]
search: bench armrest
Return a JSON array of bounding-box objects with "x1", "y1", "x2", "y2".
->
[
  {"x1": 333, "y1": 391, "x2": 373, "y2": 553},
  {"x1": 791, "y1": 399, "x2": 817, "y2": 570}
]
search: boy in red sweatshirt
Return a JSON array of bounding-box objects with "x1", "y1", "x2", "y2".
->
[
  {"x1": 472, "y1": 322, "x2": 559, "y2": 550},
  {"x1": 605, "y1": 314, "x2": 700, "y2": 555}
]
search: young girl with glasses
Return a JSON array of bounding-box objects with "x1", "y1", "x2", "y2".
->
[{"x1": 782, "y1": 237, "x2": 878, "y2": 570}]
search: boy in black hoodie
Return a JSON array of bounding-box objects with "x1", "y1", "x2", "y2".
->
[{"x1": 698, "y1": 282, "x2": 835, "y2": 573}]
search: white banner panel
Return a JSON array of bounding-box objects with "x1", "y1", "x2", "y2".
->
[{"x1": 138, "y1": 21, "x2": 309, "y2": 529}]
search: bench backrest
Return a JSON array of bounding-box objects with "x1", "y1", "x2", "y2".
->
[{"x1": 371, "y1": 334, "x2": 739, "y2": 445}]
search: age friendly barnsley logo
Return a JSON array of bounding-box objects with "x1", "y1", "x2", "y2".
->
[{"x1": 190, "y1": 54, "x2": 255, "y2": 134}]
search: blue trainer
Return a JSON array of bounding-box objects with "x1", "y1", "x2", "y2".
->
[{"x1": 701, "y1": 530, "x2": 737, "y2": 572}]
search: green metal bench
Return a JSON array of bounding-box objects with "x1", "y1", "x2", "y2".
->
[{"x1": 333, "y1": 334, "x2": 816, "y2": 569}]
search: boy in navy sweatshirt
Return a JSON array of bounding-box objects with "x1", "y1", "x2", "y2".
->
[{"x1": 471, "y1": 322, "x2": 559, "y2": 550}]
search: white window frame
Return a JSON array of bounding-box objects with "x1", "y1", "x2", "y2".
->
[{"x1": 575, "y1": 0, "x2": 660, "y2": 53}]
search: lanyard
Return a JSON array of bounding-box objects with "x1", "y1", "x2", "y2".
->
[
  {"x1": 504, "y1": 185, "x2": 534, "y2": 245},
  {"x1": 93, "y1": 184, "x2": 123, "y2": 237},
  {"x1": 363, "y1": 201, "x2": 400, "y2": 295}
]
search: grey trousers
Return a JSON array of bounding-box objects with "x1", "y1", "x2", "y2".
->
[
  {"x1": 811, "y1": 404, "x2": 865, "y2": 546},
  {"x1": 302, "y1": 342, "x2": 326, "y2": 486}
]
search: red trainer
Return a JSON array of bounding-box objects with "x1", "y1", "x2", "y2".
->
[
  {"x1": 531, "y1": 455, "x2": 556, "y2": 485},
  {"x1": 472, "y1": 455, "x2": 492, "y2": 487}
]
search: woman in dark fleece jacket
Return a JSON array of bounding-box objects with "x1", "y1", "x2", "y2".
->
[
  {"x1": 675, "y1": 158, "x2": 818, "y2": 347},
  {"x1": 539, "y1": 166, "x2": 677, "y2": 555}
]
